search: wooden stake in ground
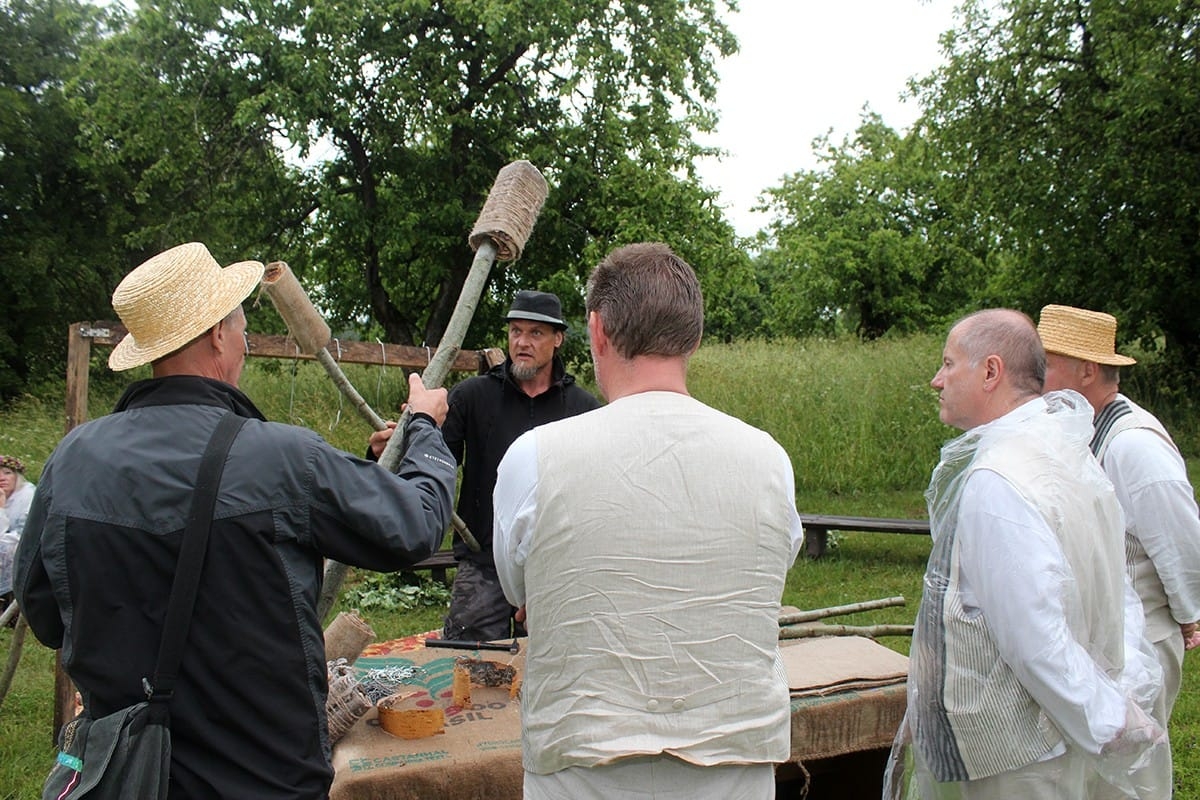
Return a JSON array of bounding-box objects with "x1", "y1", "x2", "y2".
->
[
  {"x1": 315, "y1": 160, "x2": 549, "y2": 622},
  {"x1": 0, "y1": 613, "x2": 28, "y2": 712}
]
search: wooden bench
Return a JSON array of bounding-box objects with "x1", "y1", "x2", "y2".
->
[
  {"x1": 406, "y1": 515, "x2": 931, "y2": 577},
  {"x1": 800, "y1": 514, "x2": 930, "y2": 559}
]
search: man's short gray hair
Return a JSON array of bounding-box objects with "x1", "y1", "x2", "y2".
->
[{"x1": 954, "y1": 309, "x2": 1045, "y2": 396}]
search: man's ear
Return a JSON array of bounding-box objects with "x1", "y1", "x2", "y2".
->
[
  {"x1": 587, "y1": 311, "x2": 606, "y2": 355},
  {"x1": 978, "y1": 353, "x2": 1006, "y2": 393},
  {"x1": 1079, "y1": 359, "x2": 1101, "y2": 387},
  {"x1": 210, "y1": 318, "x2": 233, "y2": 354}
]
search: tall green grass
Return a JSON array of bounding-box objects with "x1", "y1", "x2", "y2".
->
[
  {"x1": 1, "y1": 335, "x2": 1198, "y2": 797},
  {"x1": 689, "y1": 334, "x2": 949, "y2": 515}
]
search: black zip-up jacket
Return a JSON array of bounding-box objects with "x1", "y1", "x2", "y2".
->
[
  {"x1": 442, "y1": 356, "x2": 600, "y2": 565},
  {"x1": 15, "y1": 376, "x2": 456, "y2": 799}
]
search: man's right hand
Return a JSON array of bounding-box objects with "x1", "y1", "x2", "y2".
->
[
  {"x1": 1182, "y1": 621, "x2": 1200, "y2": 651},
  {"x1": 403, "y1": 373, "x2": 449, "y2": 427}
]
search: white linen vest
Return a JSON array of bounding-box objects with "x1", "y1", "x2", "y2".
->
[{"x1": 520, "y1": 392, "x2": 795, "y2": 774}]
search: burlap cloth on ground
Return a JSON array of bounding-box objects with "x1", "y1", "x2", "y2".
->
[{"x1": 330, "y1": 633, "x2": 908, "y2": 799}]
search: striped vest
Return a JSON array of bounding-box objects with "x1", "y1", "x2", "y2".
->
[
  {"x1": 1091, "y1": 394, "x2": 1176, "y2": 464},
  {"x1": 1092, "y1": 394, "x2": 1181, "y2": 642}
]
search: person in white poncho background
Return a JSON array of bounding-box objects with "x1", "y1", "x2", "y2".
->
[
  {"x1": 886, "y1": 308, "x2": 1167, "y2": 800},
  {"x1": 0, "y1": 454, "x2": 35, "y2": 603}
]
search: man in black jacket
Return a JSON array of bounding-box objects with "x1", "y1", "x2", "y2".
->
[
  {"x1": 441, "y1": 290, "x2": 600, "y2": 641},
  {"x1": 16, "y1": 242, "x2": 456, "y2": 799}
]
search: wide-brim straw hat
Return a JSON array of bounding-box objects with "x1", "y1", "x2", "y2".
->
[
  {"x1": 108, "y1": 242, "x2": 264, "y2": 371},
  {"x1": 1037, "y1": 304, "x2": 1137, "y2": 366}
]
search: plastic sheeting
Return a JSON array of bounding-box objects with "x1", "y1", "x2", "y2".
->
[{"x1": 884, "y1": 392, "x2": 1168, "y2": 799}]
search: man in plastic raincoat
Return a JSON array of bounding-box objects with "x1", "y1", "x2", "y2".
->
[{"x1": 886, "y1": 309, "x2": 1165, "y2": 800}]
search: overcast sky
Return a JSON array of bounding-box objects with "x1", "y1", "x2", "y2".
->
[{"x1": 695, "y1": 0, "x2": 961, "y2": 237}]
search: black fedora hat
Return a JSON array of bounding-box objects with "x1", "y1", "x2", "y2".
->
[{"x1": 505, "y1": 290, "x2": 567, "y2": 330}]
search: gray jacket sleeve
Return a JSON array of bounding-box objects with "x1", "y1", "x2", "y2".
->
[{"x1": 307, "y1": 415, "x2": 457, "y2": 570}]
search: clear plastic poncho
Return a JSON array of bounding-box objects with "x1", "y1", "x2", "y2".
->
[{"x1": 883, "y1": 392, "x2": 1167, "y2": 800}]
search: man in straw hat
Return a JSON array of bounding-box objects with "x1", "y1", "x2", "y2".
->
[
  {"x1": 1039, "y1": 303, "x2": 1200, "y2": 799},
  {"x1": 887, "y1": 309, "x2": 1164, "y2": 800},
  {"x1": 15, "y1": 242, "x2": 456, "y2": 799},
  {"x1": 493, "y1": 244, "x2": 803, "y2": 798},
  {"x1": 439, "y1": 289, "x2": 599, "y2": 642}
]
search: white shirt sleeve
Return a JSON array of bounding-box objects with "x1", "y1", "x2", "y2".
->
[
  {"x1": 492, "y1": 430, "x2": 540, "y2": 609},
  {"x1": 777, "y1": 446, "x2": 805, "y2": 563},
  {"x1": 1105, "y1": 428, "x2": 1200, "y2": 626},
  {"x1": 957, "y1": 469, "x2": 1128, "y2": 755}
]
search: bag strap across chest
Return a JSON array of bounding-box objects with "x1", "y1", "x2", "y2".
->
[{"x1": 144, "y1": 412, "x2": 246, "y2": 704}]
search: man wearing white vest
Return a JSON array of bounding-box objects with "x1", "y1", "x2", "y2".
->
[
  {"x1": 1038, "y1": 303, "x2": 1200, "y2": 799},
  {"x1": 493, "y1": 242, "x2": 804, "y2": 799},
  {"x1": 888, "y1": 309, "x2": 1165, "y2": 800}
]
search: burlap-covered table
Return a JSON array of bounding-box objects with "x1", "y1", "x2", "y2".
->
[{"x1": 330, "y1": 634, "x2": 908, "y2": 800}]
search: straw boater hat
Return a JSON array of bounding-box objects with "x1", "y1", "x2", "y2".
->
[
  {"x1": 1037, "y1": 304, "x2": 1137, "y2": 366},
  {"x1": 108, "y1": 243, "x2": 264, "y2": 371}
]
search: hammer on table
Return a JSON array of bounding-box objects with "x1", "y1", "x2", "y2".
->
[{"x1": 425, "y1": 638, "x2": 521, "y2": 654}]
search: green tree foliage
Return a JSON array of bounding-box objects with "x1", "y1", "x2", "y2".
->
[
  {"x1": 917, "y1": 0, "x2": 1200, "y2": 386},
  {"x1": 182, "y1": 0, "x2": 751, "y2": 349},
  {"x1": 1, "y1": 0, "x2": 754, "y2": 398},
  {"x1": 0, "y1": 0, "x2": 311, "y2": 397},
  {"x1": 756, "y1": 114, "x2": 983, "y2": 339},
  {"x1": 0, "y1": 0, "x2": 115, "y2": 395},
  {"x1": 66, "y1": 0, "x2": 311, "y2": 312}
]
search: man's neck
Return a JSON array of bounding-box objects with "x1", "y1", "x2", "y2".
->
[
  {"x1": 1092, "y1": 388, "x2": 1120, "y2": 418},
  {"x1": 516, "y1": 372, "x2": 553, "y2": 398},
  {"x1": 600, "y1": 355, "x2": 689, "y2": 402}
]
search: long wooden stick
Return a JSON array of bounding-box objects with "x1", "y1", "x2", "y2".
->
[
  {"x1": 0, "y1": 613, "x2": 28, "y2": 711},
  {"x1": 778, "y1": 596, "x2": 906, "y2": 626},
  {"x1": 319, "y1": 247, "x2": 499, "y2": 620},
  {"x1": 317, "y1": 347, "x2": 476, "y2": 546},
  {"x1": 321, "y1": 161, "x2": 549, "y2": 622},
  {"x1": 779, "y1": 624, "x2": 914, "y2": 639}
]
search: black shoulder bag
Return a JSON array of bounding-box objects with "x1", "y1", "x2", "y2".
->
[{"x1": 42, "y1": 412, "x2": 246, "y2": 800}]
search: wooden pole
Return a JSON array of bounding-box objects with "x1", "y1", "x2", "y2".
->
[
  {"x1": 48, "y1": 323, "x2": 97, "y2": 740},
  {"x1": 779, "y1": 624, "x2": 915, "y2": 639},
  {"x1": 778, "y1": 596, "x2": 906, "y2": 626},
  {"x1": 0, "y1": 614, "x2": 29, "y2": 712},
  {"x1": 321, "y1": 161, "x2": 549, "y2": 622}
]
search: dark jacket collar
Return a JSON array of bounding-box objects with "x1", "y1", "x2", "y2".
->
[{"x1": 113, "y1": 375, "x2": 267, "y2": 421}]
